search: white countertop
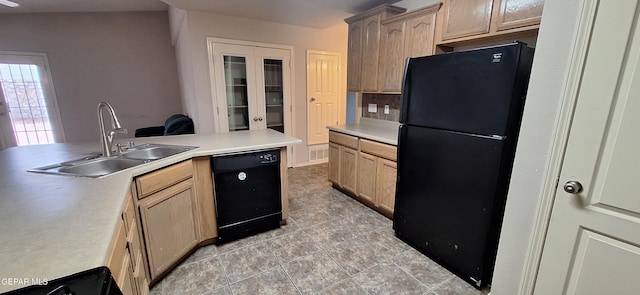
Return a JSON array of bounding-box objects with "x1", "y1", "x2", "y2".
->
[
  {"x1": 0, "y1": 129, "x2": 301, "y2": 292},
  {"x1": 327, "y1": 118, "x2": 400, "y2": 145}
]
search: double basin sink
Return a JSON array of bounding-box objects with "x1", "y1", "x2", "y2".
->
[{"x1": 29, "y1": 144, "x2": 198, "y2": 178}]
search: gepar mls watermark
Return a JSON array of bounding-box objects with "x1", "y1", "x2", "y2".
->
[{"x1": 1, "y1": 277, "x2": 48, "y2": 286}]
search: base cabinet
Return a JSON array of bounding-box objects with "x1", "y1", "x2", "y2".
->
[
  {"x1": 138, "y1": 179, "x2": 199, "y2": 280},
  {"x1": 106, "y1": 188, "x2": 148, "y2": 295},
  {"x1": 376, "y1": 158, "x2": 397, "y2": 216},
  {"x1": 329, "y1": 131, "x2": 398, "y2": 218},
  {"x1": 133, "y1": 159, "x2": 201, "y2": 284},
  {"x1": 357, "y1": 152, "x2": 377, "y2": 205},
  {"x1": 328, "y1": 132, "x2": 359, "y2": 194}
]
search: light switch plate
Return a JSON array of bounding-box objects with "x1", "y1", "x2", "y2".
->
[
  {"x1": 384, "y1": 105, "x2": 390, "y2": 114},
  {"x1": 368, "y1": 103, "x2": 377, "y2": 113}
]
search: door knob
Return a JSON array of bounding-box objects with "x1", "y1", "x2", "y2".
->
[
  {"x1": 563, "y1": 181, "x2": 583, "y2": 194},
  {"x1": 310, "y1": 97, "x2": 316, "y2": 102}
]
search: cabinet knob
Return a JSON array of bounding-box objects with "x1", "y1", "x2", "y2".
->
[
  {"x1": 253, "y1": 117, "x2": 258, "y2": 122},
  {"x1": 258, "y1": 117, "x2": 263, "y2": 121},
  {"x1": 310, "y1": 97, "x2": 316, "y2": 102}
]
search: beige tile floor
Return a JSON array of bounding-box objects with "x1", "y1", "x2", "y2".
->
[{"x1": 149, "y1": 163, "x2": 490, "y2": 295}]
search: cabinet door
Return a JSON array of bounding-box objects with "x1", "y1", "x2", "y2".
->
[
  {"x1": 357, "y1": 152, "x2": 377, "y2": 204},
  {"x1": 441, "y1": 0, "x2": 494, "y2": 41},
  {"x1": 118, "y1": 251, "x2": 136, "y2": 295},
  {"x1": 361, "y1": 15, "x2": 383, "y2": 92},
  {"x1": 379, "y1": 20, "x2": 406, "y2": 93},
  {"x1": 347, "y1": 20, "x2": 364, "y2": 92},
  {"x1": 139, "y1": 179, "x2": 198, "y2": 280},
  {"x1": 328, "y1": 142, "x2": 341, "y2": 185},
  {"x1": 492, "y1": 0, "x2": 544, "y2": 31},
  {"x1": 376, "y1": 158, "x2": 397, "y2": 216},
  {"x1": 254, "y1": 47, "x2": 291, "y2": 133},
  {"x1": 405, "y1": 13, "x2": 437, "y2": 58},
  {"x1": 340, "y1": 146, "x2": 358, "y2": 194}
]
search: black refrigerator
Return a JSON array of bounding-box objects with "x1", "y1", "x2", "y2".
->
[{"x1": 393, "y1": 42, "x2": 534, "y2": 288}]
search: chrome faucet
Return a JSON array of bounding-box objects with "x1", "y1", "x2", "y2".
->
[{"x1": 97, "y1": 102, "x2": 127, "y2": 157}]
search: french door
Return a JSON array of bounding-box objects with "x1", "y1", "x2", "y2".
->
[
  {"x1": 210, "y1": 42, "x2": 292, "y2": 135},
  {"x1": 0, "y1": 52, "x2": 65, "y2": 149}
]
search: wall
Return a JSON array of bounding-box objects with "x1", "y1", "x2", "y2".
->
[
  {"x1": 491, "y1": 0, "x2": 583, "y2": 294},
  {"x1": 0, "y1": 12, "x2": 182, "y2": 143},
  {"x1": 173, "y1": 10, "x2": 348, "y2": 166}
]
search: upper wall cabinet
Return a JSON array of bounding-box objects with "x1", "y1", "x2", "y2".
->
[
  {"x1": 437, "y1": 0, "x2": 544, "y2": 46},
  {"x1": 379, "y1": 4, "x2": 441, "y2": 93},
  {"x1": 493, "y1": 0, "x2": 545, "y2": 31},
  {"x1": 345, "y1": 4, "x2": 406, "y2": 93},
  {"x1": 440, "y1": 0, "x2": 493, "y2": 41}
]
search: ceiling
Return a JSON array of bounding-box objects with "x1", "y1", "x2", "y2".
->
[{"x1": 0, "y1": 0, "x2": 403, "y2": 29}]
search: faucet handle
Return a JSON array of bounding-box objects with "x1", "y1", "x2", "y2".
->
[{"x1": 116, "y1": 143, "x2": 127, "y2": 154}]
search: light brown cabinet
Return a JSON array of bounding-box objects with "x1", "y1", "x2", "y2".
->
[
  {"x1": 492, "y1": 0, "x2": 544, "y2": 31},
  {"x1": 440, "y1": 0, "x2": 493, "y2": 41},
  {"x1": 328, "y1": 142, "x2": 341, "y2": 184},
  {"x1": 345, "y1": 4, "x2": 406, "y2": 92},
  {"x1": 347, "y1": 21, "x2": 364, "y2": 92},
  {"x1": 329, "y1": 131, "x2": 398, "y2": 218},
  {"x1": 106, "y1": 188, "x2": 148, "y2": 295},
  {"x1": 357, "y1": 152, "x2": 377, "y2": 205},
  {"x1": 379, "y1": 4, "x2": 441, "y2": 93},
  {"x1": 376, "y1": 158, "x2": 397, "y2": 217},
  {"x1": 137, "y1": 163, "x2": 199, "y2": 281},
  {"x1": 139, "y1": 180, "x2": 198, "y2": 280},
  {"x1": 437, "y1": 0, "x2": 544, "y2": 46},
  {"x1": 328, "y1": 131, "x2": 359, "y2": 194},
  {"x1": 358, "y1": 139, "x2": 397, "y2": 218}
]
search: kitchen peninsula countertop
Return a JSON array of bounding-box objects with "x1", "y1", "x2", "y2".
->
[
  {"x1": 0, "y1": 129, "x2": 300, "y2": 292},
  {"x1": 327, "y1": 118, "x2": 399, "y2": 145}
]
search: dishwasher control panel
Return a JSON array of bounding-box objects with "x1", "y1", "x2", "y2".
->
[{"x1": 258, "y1": 152, "x2": 279, "y2": 164}]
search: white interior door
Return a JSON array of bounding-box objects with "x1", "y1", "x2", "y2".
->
[
  {"x1": 534, "y1": 1, "x2": 640, "y2": 294},
  {"x1": 307, "y1": 50, "x2": 340, "y2": 145}
]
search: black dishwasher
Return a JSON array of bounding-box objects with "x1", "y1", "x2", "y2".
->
[{"x1": 212, "y1": 149, "x2": 282, "y2": 243}]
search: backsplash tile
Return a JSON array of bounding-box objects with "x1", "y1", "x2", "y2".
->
[{"x1": 361, "y1": 93, "x2": 401, "y2": 121}]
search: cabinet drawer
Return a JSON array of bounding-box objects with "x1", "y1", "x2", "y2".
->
[
  {"x1": 360, "y1": 139, "x2": 397, "y2": 161},
  {"x1": 136, "y1": 160, "x2": 193, "y2": 199},
  {"x1": 329, "y1": 131, "x2": 358, "y2": 149}
]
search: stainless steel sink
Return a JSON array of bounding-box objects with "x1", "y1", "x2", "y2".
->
[
  {"x1": 120, "y1": 144, "x2": 196, "y2": 160},
  {"x1": 28, "y1": 144, "x2": 198, "y2": 178},
  {"x1": 57, "y1": 157, "x2": 145, "y2": 177}
]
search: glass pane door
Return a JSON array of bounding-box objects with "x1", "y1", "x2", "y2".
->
[
  {"x1": 263, "y1": 59, "x2": 284, "y2": 133},
  {"x1": 223, "y1": 56, "x2": 250, "y2": 131}
]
